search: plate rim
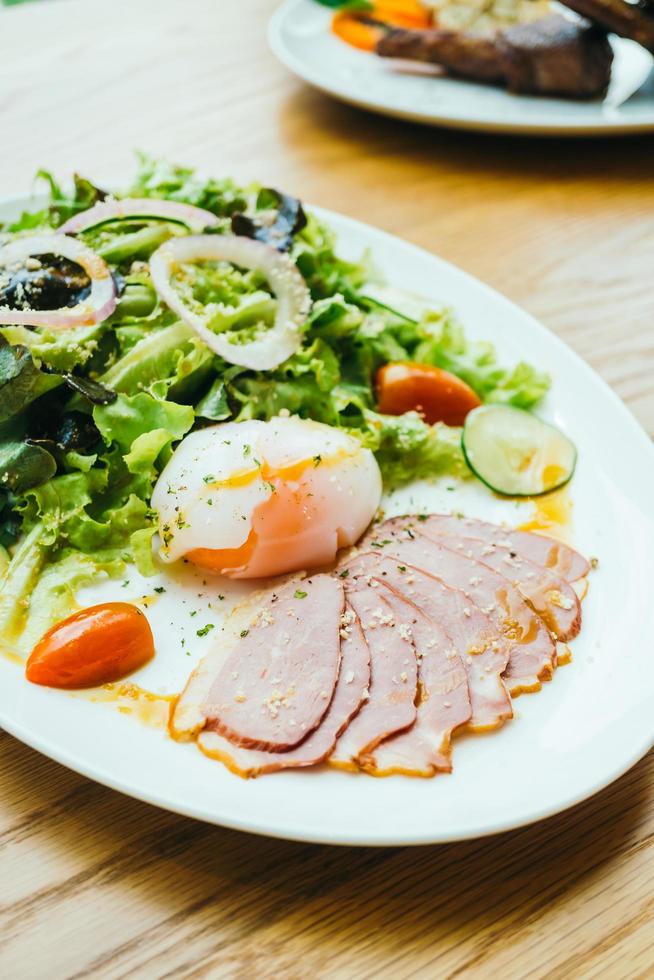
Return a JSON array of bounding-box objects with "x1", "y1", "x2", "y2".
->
[
  {"x1": 268, "y1": 0, "x2": 654, "y2": 137},
  {"x1": 1, "y1": 192, "x2": 653, "y2": 846}
]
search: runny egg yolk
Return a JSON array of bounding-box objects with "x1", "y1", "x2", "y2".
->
[{"x1": 151, "y1": 417, "x2": 383, "y2": 579}]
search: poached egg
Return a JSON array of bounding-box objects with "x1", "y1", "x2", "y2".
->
[{"x1": 151, "y1": 415, "x2": 382, "y2": 579}]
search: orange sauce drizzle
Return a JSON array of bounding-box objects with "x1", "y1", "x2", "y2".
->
[
  {"x1": 518, "y1": 485, "x2": 573, "y2": 540},
  {"x1": 81, "y1": 682, "x2": 175, "y2": 729}
]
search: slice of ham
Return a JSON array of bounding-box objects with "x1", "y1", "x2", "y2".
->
[
  {"x1": 171, "y1": 574, "x2": 344, "y2": 751},
  {"x1": 346, "y1": 552, "x2": 511, "y2": 731},
  {"x1": 435, "y1": 537, "x2": 581, "y2": 641},
  {"x1": 357, "y1": 520, "x2": 556, "y2": 696},
  {"x1": 402, "y1": 518, "x2": 581, "y2": 642},
  {"x1": 361, "y1": 588, "x2": 471, "y2": 777},
  {"x1": 330, "y1": 587, "x2": 417, "y2": 768},
  {"x1": 408, "y1": 514, "x2": 590, "y2": 582},
  {"x1": 197, "y1": 608, "x2": 370, "y2": 777}
]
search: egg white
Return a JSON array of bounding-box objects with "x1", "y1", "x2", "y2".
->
[{"x1": 151, "y1": 416, "x2": 382, "y2": 577}]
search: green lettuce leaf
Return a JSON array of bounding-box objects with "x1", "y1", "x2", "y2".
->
[
  {"x1": 93, "y1": 392, "x2": 194, "y2": 469},
  {"x1": 99, "y1": 320, "x2": 215, "y2": 400},
  {"x1": 413, "y1": 312, "x2": 550, "y2": 408},
  {"x1": 0, "y1": 338, "x2": 62, "y2": 421},
  {"x1": 126, "y1": 153, "x2": 247, "y2": 217},
  {"x1": 362, "y1": 411, "x2": 467, "y2": 486},
  {"x1": 0, "y1": 323, "x2": 107, "y2": 374}
]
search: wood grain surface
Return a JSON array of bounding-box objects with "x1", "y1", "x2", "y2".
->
[{"x1": 1, "y1": 1, "x2": 653, "y2": 977}]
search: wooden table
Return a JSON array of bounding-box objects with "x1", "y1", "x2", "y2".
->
[{"x1": 1, "y1": 1, "x2": 653, "y2": 976}]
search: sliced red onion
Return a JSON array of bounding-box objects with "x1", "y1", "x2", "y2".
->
[
  {"x1": 149, "y1": 234, "x2": 311, "y2": 371},
  {"x1": 61, "y1": 198, "x2": 221, "y2": 235},
  {"x1": 0, "y1": 234, "x2": 116, "y2": 329}
]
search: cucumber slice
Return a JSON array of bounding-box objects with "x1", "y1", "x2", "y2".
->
[{"x1": 462, "y1": 405, "x2": 576, "y2": 497}]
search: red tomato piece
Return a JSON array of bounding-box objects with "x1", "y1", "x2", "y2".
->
[
  {"x1": 376, "y1": 361, "x2": 482, "y2": 426},
  {"x1": 26, "y1": 602, "x2": 155, "y2": 690}
]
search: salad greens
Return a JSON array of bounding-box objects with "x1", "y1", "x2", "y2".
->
[{"x1": 0, "y1": 155, "x2": 549, "y2": 652}]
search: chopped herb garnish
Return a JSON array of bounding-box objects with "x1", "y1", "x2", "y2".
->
[
  {"x1": 243, "y1": 444, "x2": 251, "y2": 456},
  {"x1": 154, "y1": 586, "x2": 166, "y2": 594},
  {"x1": 397, "y1": 565, "x2": 407, "y2": 572},
  {"x1": 203, "y1": 474, "x2": 215, "y2": 484},
  {"x1": 313, "y1": 454, "x2": 322, "y2": 466},
  {"x1": 338, "y1": 569, "x2": 349, "y2": 579},
  {"x1": 294, "y1": 589, "x2": 308, "y2": 599},
  {"x1": 240, "y1": 629, "x2": 249, "y2": 638},
  {"x1": 196, "y1": 623, "x2": 215, "y2": 637},
  {"x1": 417, "y1": 514, "x2": 428, "y2": 522}
]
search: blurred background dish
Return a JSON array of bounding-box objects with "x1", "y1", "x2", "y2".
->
[{"x1": 270, "y1": 0, "x2": 654, "y2": 133}]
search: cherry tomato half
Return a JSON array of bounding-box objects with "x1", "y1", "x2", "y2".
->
[
  {"x1": 26, "y1": 602, "x2": 155, "y2": 689},
  {"x1": 376, "y1": 361, "x2": 482, "y2": 426}
]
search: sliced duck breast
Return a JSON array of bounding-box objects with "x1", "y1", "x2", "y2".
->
[
  {"x1": 360, "y1": 589, "x2": 471, "y2": 777},
  {"x1": 198, "y1": 609, "x2": 371, "y2": 777},
  {"x1": 171, "y1": 574, "x2": 344, "y2": 751},
  {"x1": 407, "y1": 514, "x2": 590, "y2": 582},
  {"x1": 357, "y1": 521, "x2": 556, "y2": 696},
  {"x1": 330, "y1": 587, "x2": 418, "y2": 768},
  {"x1": 348, "y1": 552, "x2": 511, "y2": 731}
]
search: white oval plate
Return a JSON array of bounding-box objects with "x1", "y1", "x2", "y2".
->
[
  {"x1": 269, "y1": 0, "x2": 654, "y2": 136},
  {"x1": 1, "y1": 194, "x2": 654, "y2": 846}
]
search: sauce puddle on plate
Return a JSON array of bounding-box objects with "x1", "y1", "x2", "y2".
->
[
  {"x1": 518, "y1": 486, "x2": 573, "y2": 539},
  {"x1": 79, "y1": 682, "x2": 175, "y2": 729}
]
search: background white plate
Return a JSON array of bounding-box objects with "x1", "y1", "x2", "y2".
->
[
  {"x1": 269, "y1": 0, "x2": 654, "y2": 136},
  {"x1": 1, "y1": 194, "x2": 654, "y2": 846}
]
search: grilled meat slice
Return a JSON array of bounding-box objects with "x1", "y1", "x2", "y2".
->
[
  {"x1": 377, "y1": 15, "x2": 613, "y2": 98},
  {"x1": 498, "y1": 16, "x2": 614, "y2": 96},
  {"x1": 559, "y1": 0, "x2": 654, "y2": 52},
  {"x1": 377, "y1": 28, "x2": 506, "y2": 83}
]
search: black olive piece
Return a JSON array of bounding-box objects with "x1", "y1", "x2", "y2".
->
[{"x1": 0, "y1": 253, "x2": 91, "y2": 312}]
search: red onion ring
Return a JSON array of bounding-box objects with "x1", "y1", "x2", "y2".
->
[
  {"x1": 61, "y1": 198, "x2": 221, "y2": 235},
  {"x1": 149, "y1": 234, "x2": 311, "y2": 371},
  {"x1": 0, "y1": 234, "x2": 116, "y2": 330}
]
